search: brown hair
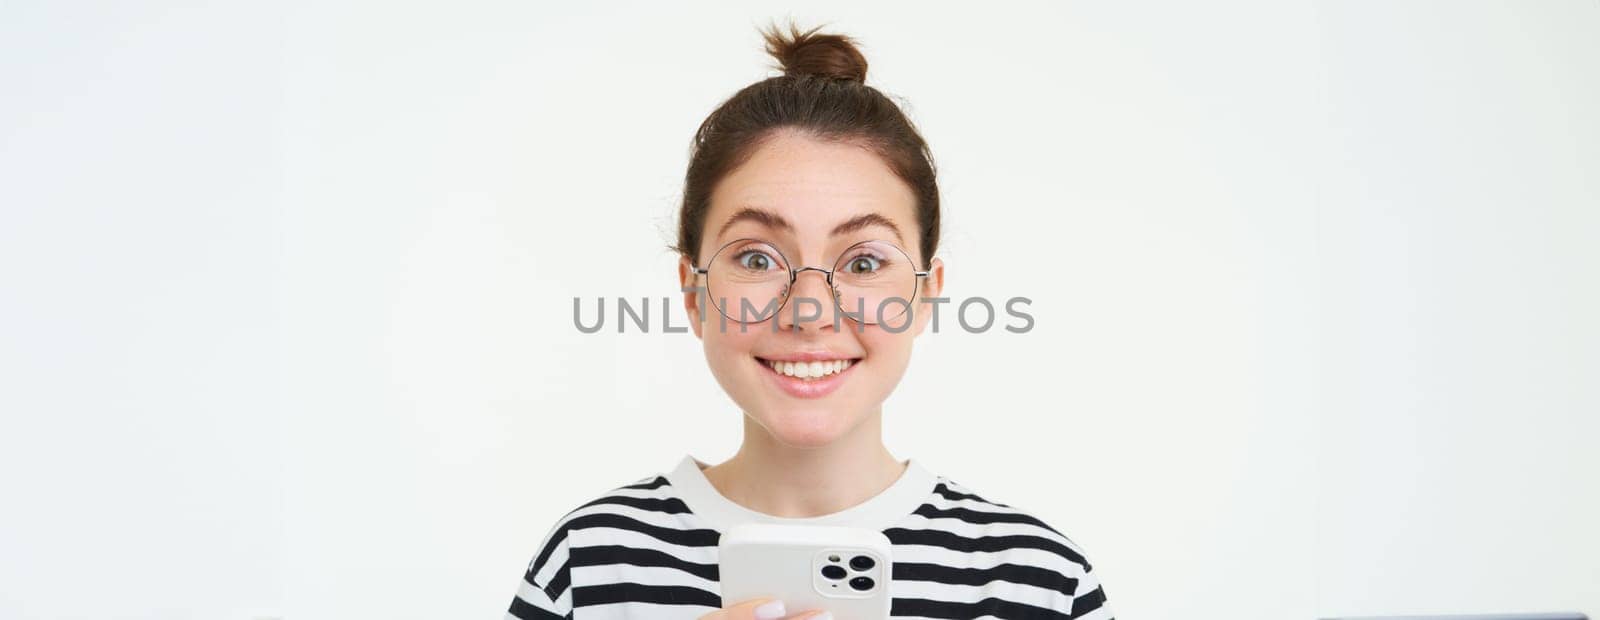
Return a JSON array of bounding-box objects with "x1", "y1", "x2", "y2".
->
[{"x1": 674, "y1": 21, "x2": 941, "y2": 269}]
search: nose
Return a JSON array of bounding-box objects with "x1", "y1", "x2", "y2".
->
[{"x1": 777, "y1": 267, "x2": 836, "y2": 330}]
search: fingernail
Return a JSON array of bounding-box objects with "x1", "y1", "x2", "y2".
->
[{"x1": 753, "y1": 599, "x2": 786, "y2": 620}]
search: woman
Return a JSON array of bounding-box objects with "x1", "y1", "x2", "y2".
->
[{"x1": 506, "y1": 22, "x2": 1113, "y2": 620}]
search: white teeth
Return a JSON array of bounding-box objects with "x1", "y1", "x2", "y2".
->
[{"x1": 766, "y1": 358, "x2": 854, "y2": 380}]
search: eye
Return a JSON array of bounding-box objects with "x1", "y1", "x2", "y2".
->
[
  {"x1": 845, "y1": 256, "x2": 881, "y2": 274},
  {"x1": 736, "y1": 250, "x2": 777, "y2": 271}
]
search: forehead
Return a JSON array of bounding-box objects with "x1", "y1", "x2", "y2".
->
[{"x1": 703, "y1": 130, "x2": 917, "y2": 253}]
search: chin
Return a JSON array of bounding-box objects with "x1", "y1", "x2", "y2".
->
[{"x1": 757, "y1": 406, "x2": 856, "y2": 448}]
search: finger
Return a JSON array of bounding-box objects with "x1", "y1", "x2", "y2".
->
[
  {"x1": 784, "y1": 611, "x2": 834, "y2": 620},
  {"x1": 698, "y1": 597, "x2": 780, "y2": 620}
]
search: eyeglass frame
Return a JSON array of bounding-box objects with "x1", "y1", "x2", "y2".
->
[{"x1": 688, "y1": 237, "x2": 934, "y2": 326}]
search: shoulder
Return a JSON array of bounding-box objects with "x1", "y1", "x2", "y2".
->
[
  {"x1": 520, "y1": 472, "x2": 706, "y2": 579},
  {"x1": 510, "y1": 471, "x2": 729, "y2": 616},
  {"x1": 887, "y1": 475, "x2": 1115, "y2": 619},
  {"x1": 901, "y1": 475, "x2": 1099, "y2": 572},
  {"x1": 509, "y1": 472, "x2": 713, "y2": 618}
]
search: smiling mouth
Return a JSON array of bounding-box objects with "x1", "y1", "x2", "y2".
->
[{"x1": 756, "y1": 357, "x2": 860, "y2": 381}]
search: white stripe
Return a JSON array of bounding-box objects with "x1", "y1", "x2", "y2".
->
[
  {"x1": 892, "y1": 617, "x2": 1008, "y2": 620},
  {"x1": 569, "y1": 600, "x2": 720, "y2": 620},
  {"x1": 892, "y1": 542, "x2": 1087, "y2": 579},
  {"x1": 892, "y1": 576, "x2": 1067, "y2": 612},
  {"x1": 570, "y1": 562, "x2": 718, "y2": 593},
  {"x1": 530, "y1": 535, "x2": 568, "y2": 593},
  {"x1": 595, "y1": 484, "x2": 678, "y2": 502},
  {"x1": 510, "y1": 575, "x2": 566, "y2": 616},
  {"x1": 553, "y1": 582, "x2": 571, "y2": 614}
]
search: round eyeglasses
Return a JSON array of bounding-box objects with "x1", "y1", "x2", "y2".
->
[{"x1": 690, "y1": 238, "x2": 932, "y2": 326}]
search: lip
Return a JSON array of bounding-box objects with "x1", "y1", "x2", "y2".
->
[
  {"x1": 755, "y1": 355, "x2": 861, "y2": 399},
  {"x1": 757, "y1": 350, "x2": 859, "y2": 363}
]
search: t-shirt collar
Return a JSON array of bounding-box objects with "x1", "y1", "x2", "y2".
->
[{"x1": 665, "y1": 454, "x2": 937, "y2": 533}]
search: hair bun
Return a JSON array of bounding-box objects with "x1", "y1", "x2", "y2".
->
[{"x1": 761, "y1": 21, "x2": 868, "y2": 83}]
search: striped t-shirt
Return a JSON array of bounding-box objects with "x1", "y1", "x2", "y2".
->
[{"x1": 504, "y1": 455, "x2": 1114, "y2": 619}]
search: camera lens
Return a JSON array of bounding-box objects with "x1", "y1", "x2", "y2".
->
[
  {"x1": 849, "y1": 576, "x2": 875, "y2": 591},
  {"x1": 849, "y1": 555, "x2": 876, "y2": 571},
  {"x1": 821, "y1": 564, "x2": 847, "y2": 580}
]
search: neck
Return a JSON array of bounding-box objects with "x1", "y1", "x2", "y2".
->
[{"x1": 701, "y1": 409, "x2": 906, "y2": 519}]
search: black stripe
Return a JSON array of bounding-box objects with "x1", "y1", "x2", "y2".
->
[
  {"x1": 575, "y1": 494, "x2": 694, "y2": 515},
  {"x1": 1070, "y1": 585, "x2": 1107, "y2": 618},
  {"x1": 530, "y1": 513, "x2": 718, "y2": 579},
  {"x1": 884, "y1": 527, "x2": 1091, "y2": 572},
  {"x1": 573, "y1": 544, "x2": 719, "y2": 581},
  {"x1": 911, "y1": 502, "x2": 1082, "y2": 555},
  {"x1": 892, "y1": 561, "x2": 1078, "y2": 594},
  {"x1": 566, "y1": 513, "x2": 720, "y2": 548},
  {"x1": 572, "y1": 583, "x2": 721, "y2": 608},
  {"x1": 913, "y1": 503, "x2": 1061, "y2": 529},
  {"x1": 541, "y1": 560, "x2": 570, "y2": 603},
  {"x1": 933, "y1": 482, "x2": 1013, "y2": 508},
  {"x1": 620, "y1": 476, "x2": 671, "y2": 491},
  {"x1": 526, "y1": 488, "x2": 693, "y2": 578},
  {"x1": 506, "y1": 595, "x2": 564, "y2": 620},
  {"x1": 526, "y1": 526, "x2": 570, "y2": 586},
  {"x1": 891, "y1": 596, "x2": 1069, "y2": 620}
]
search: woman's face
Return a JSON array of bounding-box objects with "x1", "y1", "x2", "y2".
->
[{"x1": 678, "y1": 129, "x2": 945, "y2": 449}]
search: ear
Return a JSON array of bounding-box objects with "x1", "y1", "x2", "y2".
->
[
  {"x1": 911, "y1": 256, "x2": 945, "y2": 337},
  {"x1": 678, "y1": 255, "x2": 705, "y2": 339}
]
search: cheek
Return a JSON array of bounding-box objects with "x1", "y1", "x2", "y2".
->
[
  {"x1": 850, "y1": 327, "x2": 917, "y2": 400},
  {"x1": 859, "y1": 327, "x2": 915, "y2": 368},
  {"x1": 700, "y1": 323, "x2": 762, "y2": 379},
  {"x1": 703, "y1": 322, "x2": 760, "y2": 353}
]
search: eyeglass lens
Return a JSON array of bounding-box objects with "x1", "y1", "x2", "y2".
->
[{"x1": 704, "y1": 239, "x2": 919, "y2": 325}]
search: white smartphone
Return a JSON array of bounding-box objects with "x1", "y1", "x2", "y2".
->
[{"x1": 718, "y1": 523, "x2": 893, "y2": 620}]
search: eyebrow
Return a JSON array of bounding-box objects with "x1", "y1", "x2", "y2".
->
[{"x1": 715, "y1": 207, "x2": 905, "y2": 244}]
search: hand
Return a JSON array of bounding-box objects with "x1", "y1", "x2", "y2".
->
[{"x1": 697, "y1": 597, "x2": 832, "y2": 620}]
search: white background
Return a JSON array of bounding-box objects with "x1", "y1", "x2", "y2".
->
[{"x1": 1, "y1": 2, "x2": 1595, "y2": 619}]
